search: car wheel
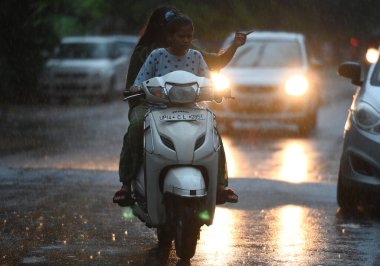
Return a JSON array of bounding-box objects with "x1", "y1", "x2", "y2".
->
[{"x1": 337, "y1": 167, "x2": 357, "y2": 213}]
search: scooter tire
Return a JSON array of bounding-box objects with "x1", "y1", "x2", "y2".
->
[
  {"x1": 157, "y1": 225, "x2": 173, "y2": 248},
  {"x1": 174, "y1": 203, "x2": 200, "y2": 260}
]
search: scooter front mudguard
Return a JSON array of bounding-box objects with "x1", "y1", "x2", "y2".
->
[{"x1": 163, "y1": 167, "x2": 206, "y2": 197}]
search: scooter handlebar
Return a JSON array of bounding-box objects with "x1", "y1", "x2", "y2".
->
[{"x1": 122, "y1": 90, "x2": 146, "y2": 101}]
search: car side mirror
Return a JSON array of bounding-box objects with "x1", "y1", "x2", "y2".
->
[{"x1": 338, "y1": 61, "x2": 363, "y2": 86}]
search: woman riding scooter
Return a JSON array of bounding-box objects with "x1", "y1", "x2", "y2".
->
[{"x1": 114, "y1": 6, "x2": 246, "y2": 206}]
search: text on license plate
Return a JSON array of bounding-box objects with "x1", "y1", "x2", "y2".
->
[{"x1": 159, "y1": 113, "x2": 205, "y2": 121}]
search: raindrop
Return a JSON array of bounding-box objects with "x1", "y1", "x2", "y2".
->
[
  {"x1": 97, "y1": 251, "x2": 101, "y2": 255},
  {"x1": 124, "y1": 230, "x2": 128, "y2": 236},
  {"x1": 90, "y1": 255, "x2": 93, "y2": 259},
  {"x1": 63, "y1": 240, "x2": 67, "y2": 245},
  {"x1": 112, "y1": 233, "x2": 116, "y2": 241},
  {"x1": 342, "y1": 229, "x2": 346, "y2": 234}
]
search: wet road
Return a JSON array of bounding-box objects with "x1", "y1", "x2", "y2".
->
[{"x1": 2, "y1": 67, "x2": 380, "y2": 265}]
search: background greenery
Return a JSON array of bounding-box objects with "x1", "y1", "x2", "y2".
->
[{"x1": 1, "y1": 0, "x2": 379, "y2": 102}]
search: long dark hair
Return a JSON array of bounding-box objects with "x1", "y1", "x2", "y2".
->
[{"x1": 137, "y1": 6, "x2": 181, "y2": 47}]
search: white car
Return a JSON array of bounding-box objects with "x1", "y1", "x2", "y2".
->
[
  {"x1": 38, "y1": 35, "x2": 138, "y2": 98},
  {"x1": 210, "y1": 31, "x2": 320, "y2": 135}
]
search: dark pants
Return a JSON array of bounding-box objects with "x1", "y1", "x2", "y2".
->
[
  {"x1": 119, "y1": 103, "x2": 147, "y2": 183},
  {"x1": 118, "y1": 103, "x2": 228, "y2": 186}
]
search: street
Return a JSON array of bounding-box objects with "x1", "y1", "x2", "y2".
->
[{"x1": 2, "y1": 67, "x2": 380, "y2": 265}]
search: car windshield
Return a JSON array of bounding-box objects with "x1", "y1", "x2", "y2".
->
[
  {"x1": 53, "y1": 42, "x2": 110, "y2": 59},
  {"x1": 228, "y1": 40, "x2": 302, "y2": 68}
]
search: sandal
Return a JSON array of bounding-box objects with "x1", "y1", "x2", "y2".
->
[
  {"x1": 216, "y1": 186, "x2": 239, "y2": 204},
  {"x1": 113, "y1": 185, "x2": 134, "y2": 207}
]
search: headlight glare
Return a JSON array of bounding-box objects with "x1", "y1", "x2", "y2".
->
[
  {"x1": 285, "y1": 74, "x2": 309, "y2": 96},
  {"x1": 211, "y1": 72, "x2": 230, "y2": 92},
  {"x1": 366, "y1": 48, "x2": 379, "y2": 64}
]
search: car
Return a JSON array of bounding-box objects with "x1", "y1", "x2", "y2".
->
[
  {"x1": 208, "y1": 31, "x2": 321, "y2": 135},
  {"x1": 38, "y1": 35, "x2": 138, "y2": 99},
  {"x1": 337, "y1": 55, "x2": 380, "y2": 212}
]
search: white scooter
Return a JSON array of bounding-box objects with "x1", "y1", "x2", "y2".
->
[{"x1": 125, "y1": 70, "x2": 231, "y2": 260}]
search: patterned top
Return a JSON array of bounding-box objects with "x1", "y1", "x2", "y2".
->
[{"x1": 133, "y1": 48, "x2": 210, "y2": 87}]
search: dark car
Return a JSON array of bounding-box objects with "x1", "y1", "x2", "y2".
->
[{"x1": 337, "y1": 52, "x2": 380, "y2": 211}]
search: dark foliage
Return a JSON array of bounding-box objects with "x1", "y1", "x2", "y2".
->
[{"x1": 1, "y1": 0, "x2": 380, "y2": 103}]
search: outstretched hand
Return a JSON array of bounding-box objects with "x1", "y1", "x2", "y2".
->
[{"x1": 233, "y1": 30, "x2": 254, "y2": 48}]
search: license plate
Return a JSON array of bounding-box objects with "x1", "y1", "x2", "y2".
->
[{"x1": 159, "y1": 112, "x2": 206, "y2": 121}]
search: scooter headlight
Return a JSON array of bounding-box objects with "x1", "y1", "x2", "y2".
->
[
  {"x1": 284, "y1": 74, "x2": 309, "y2": 96},
  {"x1": 354, "y1": 102, "x2": 380, "y2": 134},
  {"x1": 166, "y1": 83, "x2": 198, "y2": 103},
  {"x1": 147, "y1": 86, "x2": 167, "y2": 99}
]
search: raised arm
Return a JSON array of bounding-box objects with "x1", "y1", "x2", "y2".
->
[{"x1": 200, "y1": 30, "x2": 247, "y2": 71}]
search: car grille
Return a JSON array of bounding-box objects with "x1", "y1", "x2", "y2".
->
[
  {"x1": 56, "y1": 84, "x2": 87, "y2": 91},
  {"x1": 55, "y1": 72, "x2": 88, "y2": 79},
  {"x1": 234, "y1": 85, "x2": 278, "y2": 93}
]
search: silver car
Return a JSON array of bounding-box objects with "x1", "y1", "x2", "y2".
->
[
  {"x1": 209, "y1": 31, "x2": 320, "y2": 135},
  {"x1": 337, "y1": 56, "x2": 380, "y2": 211},
  {"x1": 38, "y1": 35, "x2": 137, "y2": 98}
]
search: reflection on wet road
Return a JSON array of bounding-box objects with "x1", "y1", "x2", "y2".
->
[
  {"x1": 275, "y1": 205, "x2": 308, "y2": 262},
  {"x1": 198, "y1": 208, "x2": 236, "y2": 264},
  {"x1": 223, "y1": 134, "x2": 327, "y2": 183},
  {"x1": 3, "y1": 70, "x2": 379, "y2": 264}
]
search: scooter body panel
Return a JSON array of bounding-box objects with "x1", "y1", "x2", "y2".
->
[{"x1": 134, "y1": 107, "x2": 219, "y2": 226}]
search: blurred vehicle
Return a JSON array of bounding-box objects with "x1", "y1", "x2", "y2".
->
[
  {"x1": 337, "y1": 51, "x2": 380, "y2": 212},
  {"x1": 364, "y1": 29, "x2": 380, "y2": 64},
  {"x1": 38, "y1": 35, "x2": 138, "y2": 99},
  {"x1": 208, "y1": 31, "x2": 321, "y2": 135}
]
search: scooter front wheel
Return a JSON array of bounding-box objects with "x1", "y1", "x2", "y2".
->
[
  {"x1": 174, "y1": 201, "x2": 201, "y2": 260},
  {"x1": 157, "y1": 224, "x2": 174, "y2": 248}
]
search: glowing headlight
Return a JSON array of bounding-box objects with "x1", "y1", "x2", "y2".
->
[
  {"x1": 284, "y1": 74, "x2": 309, "y2": 96},
  {"x1": 211, "y1": 72, "x2": 230, "y2": 92},
  {"x1": 354, "y1": 102, "x2": 380, "y2": 134},
  {"x1": 366, "y1": 48, "x2": 379, "y2": 64}
]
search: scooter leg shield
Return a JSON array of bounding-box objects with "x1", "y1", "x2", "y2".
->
[{"x1": 163, "y1": 167, "x2": 206, "y2": 197}]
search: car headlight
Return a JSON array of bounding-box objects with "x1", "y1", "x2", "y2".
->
[
  {"x1": 366, "y1": 48, "x2": 379, "y2": 64},
  {"x1": 354, "y1": 102, "x2": 380, "y2": 134},
  {"x1": 211, "y1": 72, "x2": 230, "y2": 92},
  {"x1": 211, "y1": 72, "x2": 231, "y2": 101},
  {"x1": 284, "y1": 74, "x2": 309, "y2": 96}
]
